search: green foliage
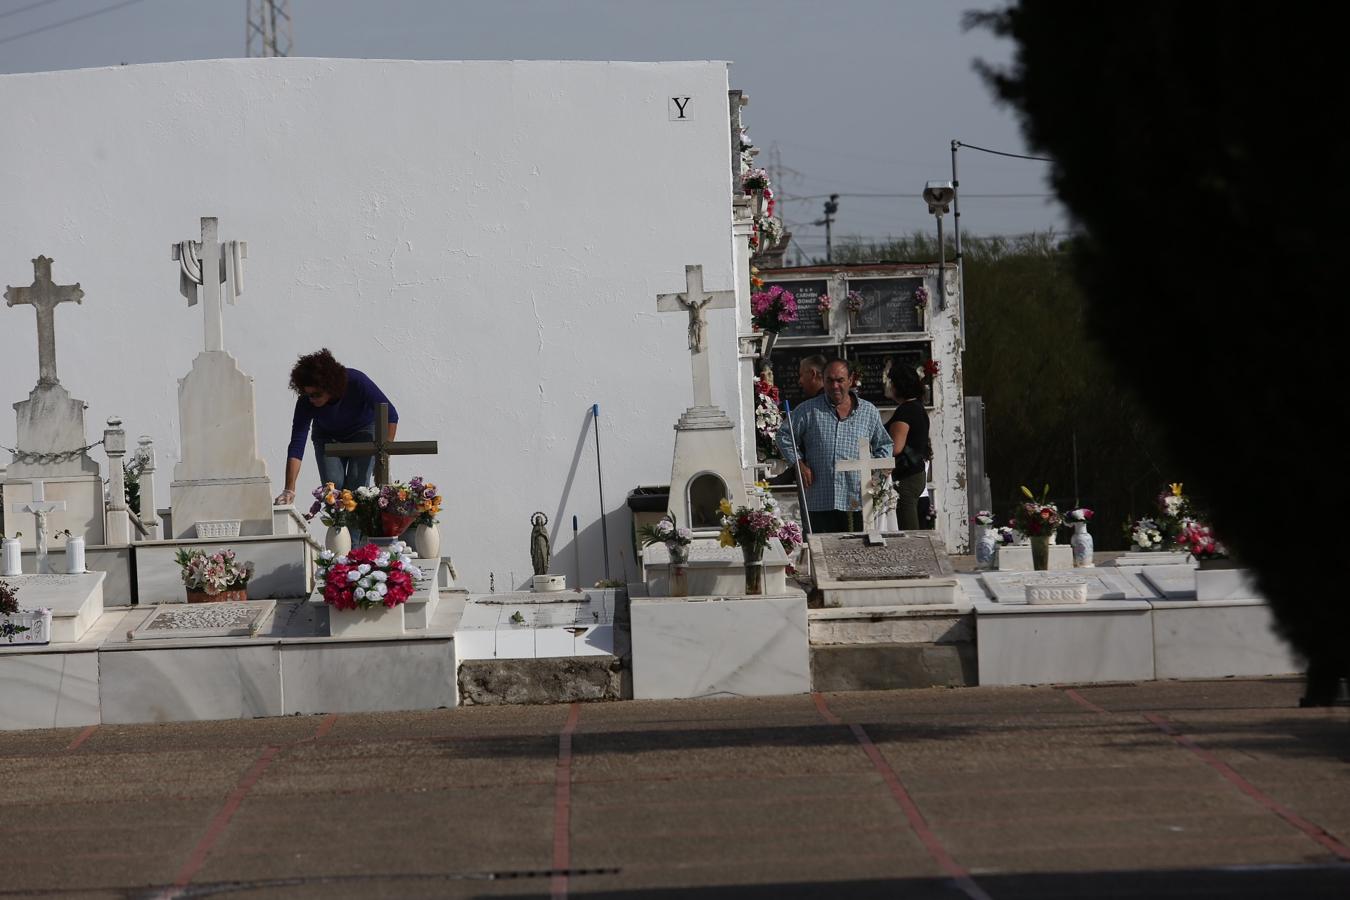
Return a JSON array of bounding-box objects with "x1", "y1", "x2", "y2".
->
[{"x1": 826, "y1": 231, "x2": 1175, "y2": 548}]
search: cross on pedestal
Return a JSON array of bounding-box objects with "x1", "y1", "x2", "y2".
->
[
  {"x1": 836, "y1": 436, "x2": 895, "y2": 546},
  {"x1": 656, "y1": 264, "x2": 736, "y2": 408},
  {"x1": 326, "y1": 404, "x2": 438, "y2": 487},
  {"x1": 11, "y1": 479, "x2": 66, "y2": 575},
  {"x1": 5, "y1": 256, "x2": 84, "y2": 386},
  {"x1": 171, "y1": 216, "x2": 246, "y2": 353}
]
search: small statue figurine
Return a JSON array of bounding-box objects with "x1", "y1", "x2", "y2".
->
[{"x1": 530, "y1": 511, "x2": 551, "y2": 577}]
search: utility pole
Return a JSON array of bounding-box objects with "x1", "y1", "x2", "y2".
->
[
  {"x1": 813, "y1": 194, "x2": 839, "y2": 263},
  {"x1": 246, "y1": 0, "x2": 293, "y2": 57}
]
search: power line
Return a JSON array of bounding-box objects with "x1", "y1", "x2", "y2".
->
[
  {"x1": 780, "y1": 192, "x2": 1053, "y2": 201},
  {"x1": 953, "y1": 141, "x2": 1054, "y2": 163},
  {"x1": 0, "y1": 0, "x2": 144, "y2": 46},
  {"x1": 0, "y1": 0, "x2": 65, "y2": 22}
]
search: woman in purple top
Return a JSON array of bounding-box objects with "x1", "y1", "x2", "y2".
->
[{"x1": 272, "y1": 349, "x2": 399, "y2": 506}]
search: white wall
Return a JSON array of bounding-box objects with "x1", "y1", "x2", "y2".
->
[{"x1": 0, "y1": 58, "x2": 738, "y2": 590}]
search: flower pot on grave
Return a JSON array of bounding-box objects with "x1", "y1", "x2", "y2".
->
[
  {"x1": 186, "y1": 588, "x2": 248, "y2": 604},
  {"x1": 1030, "y1": 535, "x2": 1052, "y2": 572},
  {"x1": 1070, "y1": 522, "x2": 1094, "y2": 568},
  {"x1": 821, "y1": 309, "x2": 831, "y2": 333},
  {"x1": 379, "y1": 512, "x2": 416, "y2": 539},
  {"x1": 413, "y1": 523, "x2": 440, "y2": 560},
  {"x1": 741, "y1": 542, "x2": 765, "y2": 595},
  {"x1": 2, "y1": 608, "x2": 52, "y2": 645},
  {"x1": 668, "y1": 543, "x2": 689, "y2": 598},
  {"x1": 325, "y1": 526, "x2": 352, "y2": 556}
]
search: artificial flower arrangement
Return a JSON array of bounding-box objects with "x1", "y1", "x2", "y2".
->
[
  {"x1": 865, "y1": 473, "x2": 899, "y2": 527},
  {"x1": 408, "y1": 476, "x2": 443, "y2": 526},
  {"x1": 971, "y1": 510, "x2": 996, "y2": 528},
  {"x1": 756, "y1": 215, "x2": 785, "y2": 251},
  {"x1": 750, "y1": 266, "x2": 764, "y2": 290},
  {"x1": 750, "y1": 285, "x2": 798, "y2": 333},
  {"x1": 0, "y1": 580, "x2": 18, "y2": 616},
  {"x1": 1065, "y1": 508, "x2": 1094, "y2": 524},
  {"x1": 315, "y1": 540, "x2": 422, "y2": 611},
  {"x1": 637, "y1": 512, "x2": 693, "y2": 554},
  {"x1": 1125, "y1": 483, "x2": 1191, "y2": 551},
  {"x1": 913, "y1": 284, "x2": 930, "y2": 308},
  {"x1": 997, "y1": 526, "x2": 1018, "y2": 545},
  {"x1": 753, "y1": 374, "x2": 783, "y2": 460},
  {"x1": 1175, "y1": 520, "x2": 1227, "y2": 560},
  {"x1": 175, "y1": 548, "x2": 253, "y2": 597},
  {"x1": 923, "y1": 359, "x2": 940, "y2": 380},
  {"x1": 312, "y1": 477, "x2": 441, "y2": 537},
  {"x1": 717, "y1": 486, "x2": 799, "y2": 556},
  {"x1": 1010, "y1": 484, "x2": 1062, "y2": 537},
  {"x1": 1129, "y1": 518, "x2": 1166, "y2": 550},
  {"x1": 817, "y1": 293, "x2": 833, "y2": 313},
  {"x1": 742, "y1": 167, "x2": 770, "y2": 191},
  {"x1": 846, "y1": 290, "x2": 865, "y2": 315},
  {"x1": 308, "y1": 482, "x2": 357, "y2": 527}
]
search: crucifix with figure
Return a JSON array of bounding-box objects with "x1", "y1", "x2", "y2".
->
[
  {"x1": 327, "y1": 403, "x2": 438, "y2": 486},
  {"x1": 10, "y1": 479, "x2": 66, "y2": 575},
  {"x1": 5, "y1": 256, "x2": 83, "y2": 386},
  {"x1": 837, "y1": 436, "x2": 895, "y2": 546},
  {"x1": 656, "y1": 264, "x2": 736, "y2": 408}
]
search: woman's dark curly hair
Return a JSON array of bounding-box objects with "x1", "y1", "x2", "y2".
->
[
  {"x1": 289, "y1": 348, "x2": 348, "y2": 398},
  {"x1": 886, "y1": 358, "x2": 924, "y2": 401}
]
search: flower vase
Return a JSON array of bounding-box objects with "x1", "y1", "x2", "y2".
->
[
  {"x1": 187, "y1": 588, "x2": 248, "y2": 604},
  {"x1": 741, "y1": 542, "x2": 765, "y2": 595},
  {"x1": 1030, "y1": 535, "x2": 1052, "y2": 572},
  {"x1": 413, "y1": 523, "x2": 440, "y2": 560},
  {"x1": 821, "y1": 309, "x2": 831, "y2": 333},
  {"x1": 916, "y1": 306, "x2": 926, "y2": 331},
  {"x1": 1070, "y1": 522, "x2": 1094, "y2": 568},
  {"x1": 325, "y1": 526, "x2": 352, "y2": 556},
  {"x1": 975, "y1": 528, "x2": 999, "y2": 570},
  {"x1": 379, "y1": 512, "x2": 416, "y2": 539},
  {"x1": 668, "y1": 544, "x2": 689, "y2": 598}
]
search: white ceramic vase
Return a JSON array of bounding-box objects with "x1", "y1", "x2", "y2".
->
[
  {"x1": 975, "y1": 528, "x2": 999, "y2": 570},
  {"x1": 325, "y1": 525, "x2": 352, "y2": 556},
  {"x1": 1070, "y1": 521, "x2": 1094, "y2": 568},
  {"x1": 413, "y1": 523, "x2": 440, "y2": 560}
]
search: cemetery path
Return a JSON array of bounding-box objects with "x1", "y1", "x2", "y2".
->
[{"x1": 0, "y1": 678, "x2": 1348, "y2": 899}]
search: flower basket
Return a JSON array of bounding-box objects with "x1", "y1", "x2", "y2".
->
[{"x1": 175, "y1": 548, "x2": 252, "y2": 601}]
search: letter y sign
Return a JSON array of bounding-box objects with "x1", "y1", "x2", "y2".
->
[{"x1": 669, "y1": 96, "x2": 694, "y2": 121}]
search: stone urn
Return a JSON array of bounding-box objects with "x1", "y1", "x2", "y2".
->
[
  {"x1": 325, "y1": 525, "x2": 352, "y2": 556},
  {"x1": 1070, "y1": 522, "x2": 1094, "y2": 568},
  {"x1": 975, "y1": 528, "x2": 999, "y2": 570}
]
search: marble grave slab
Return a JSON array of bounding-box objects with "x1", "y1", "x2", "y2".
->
[
  {"x1": 0, "y1": 572, "x2": 105, "y2": 643},
  {"x1": 980, "y1": 569, "x2": 1150, "y2": 604},
  {"x1": 128, "y1": 600, "x2": 277, "y2": 641},
  {"x1": 1139, "y1": 565, "x2": 1198, "y2": 600},
  {"x1": 810, "y1": 533, "x2": 959, "y2": 607}
]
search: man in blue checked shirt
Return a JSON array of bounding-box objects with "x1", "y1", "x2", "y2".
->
[{"x1": 776, "y1": 358, "x2": 892, "y2": 533}]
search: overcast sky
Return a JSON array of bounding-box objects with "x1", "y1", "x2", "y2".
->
[{"x1": 0, "y1": 0, "x2": 1067, "y2": 256}]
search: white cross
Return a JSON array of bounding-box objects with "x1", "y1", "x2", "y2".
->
[
  {"x1": 11, "y1": 479, "x2": 66, "y2": 575},
  {"x1": 656, "y1": 264, "x2": 736, "y2": 408},
  {"x1": 171, "y1": 216, "x2": 246, "y2": 353},
  {"x1": 836, "y1": 436, "x2": 894, "y2": 545}
]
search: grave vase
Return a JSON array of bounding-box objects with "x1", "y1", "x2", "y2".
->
[
  {"x1": 741, "y1": 542, "x2": 765, "y2": 595},
  {"x1": 975, "y1": 528, "x2": 999, "y2": 569},
  {"x1": 1030, "y1": 535, "x2": 1052, "y2": 572},
  {"x1": 668, "y1": 543, "x2": 689, "y2": 598},
  {"x1": 1070, "y1": 522, "x2": 1094, "y2": 568},
  {"x1": 821, "y1": 308, "x2": 831, "y2": 332},
  {"x1": 64, "y1": 535, "x2": 86, "y2": 574},
  {"x1": 413, "y1": 522, "x2": 440, "y2": 560},
  {"x1": 2, "y1": 538, "x2": 21, "y2": 576},
  {"x1": 187, "y1": 588, "x2": 248, "y2": 603},
  {"x1": 325, "y1": 526, "x2": 352, "y2": 556}
]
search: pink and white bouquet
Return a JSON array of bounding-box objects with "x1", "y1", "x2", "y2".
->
[
  {"x1": 1175, "y1": 520, "x2": 1227, "y2": 560},
  {"x1": 971, "y1": 510, "x2": 996, "y2": 528},
  {"x1": 316, "y1": 540, "x2": 423, "y2": 611},
  {"x1": 638, "y1": 513, "x2": 693, "y2": 554},
  {"x1": 750, "y1": 285, "x2": 798, "y2": 333},
  {"x1": 846, "y1": 290, "x2": 865, "y2": 314},
  {"x1": 742, "y1": 168, "x2": 770, "y2": 191},
  {"x1": 753, "y1": 375, "x2": 783, "y2": 459},
  {"x1": 175, "y1": 548, "x2": 253, "y2": 595},
  {"x1": 913, "y1": 284, "x2": 930, "y2": 308},
  {"x1": 817, "y1": 293, "x2": 833, "y2": 312},
  {"x1": 1066, "y1": 508, "x2": 1094, "y2": 523},
  {"x1": 718, "y1": 487, "x2": 800, "y2": 555}
]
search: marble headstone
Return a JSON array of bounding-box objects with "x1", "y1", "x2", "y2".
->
[
  {"x1": 809, "y1": 532, "x2": 959, "y2": 606},
  {"x1": 167, "y1": 218, "x2": 274, "y2": 538}
]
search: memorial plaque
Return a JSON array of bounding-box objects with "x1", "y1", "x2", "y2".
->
[
  {"x1": 844, "y1": 341, "x2": 931, "y2": 408},
  {"x1": 847, "y1": 277, "x2": 924, "y2": 334},
  {"x1": 130, "y1": 600, "x2": 277, "y2": 640},
  {"x1": 814, "y1": 533, "x2": 952, "y2": 581},
  {"x1": 767, "y1": 279, "x2": 830, "y2": 338},
  {"x1": 768, "y1": 343, "x2": 840, "y2": 412}
]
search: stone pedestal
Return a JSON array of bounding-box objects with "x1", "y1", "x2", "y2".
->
[
  {"x1": 170, "y1": 351, "x2": 274, "y2": 538},
  {"x1": 643, "y1": 539, "x2": 789, "y2": 597},
  {"x1": 668, "y1": 405, "x2": 750, "y2": 532},
  {"x1": 7, "y1": 383, "x2": 99, "y2": 479}
]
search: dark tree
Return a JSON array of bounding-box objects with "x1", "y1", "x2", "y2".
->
[{"x1": 972, "y1": 3, "x2": 1347, "y2": 701}]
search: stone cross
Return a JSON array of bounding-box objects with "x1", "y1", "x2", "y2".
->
[
  {"x1": 656, "y1": 264, "x2": 736, "y2": 408},
  {"x1": 11, "y1": 479, "x2": 66, "y2": 575},
  {"x1": 4, "y1": 256, "x2": 84, "y2": 386},
  {"x1": 171, "y1": 216, "x2": 246, "y2": 353},
  {"x1": 836, "y1": 435, "x2": 895, "y2": 546},
  {"x1": 326, "y1": 403, "x2": 439, "y2": 487}
]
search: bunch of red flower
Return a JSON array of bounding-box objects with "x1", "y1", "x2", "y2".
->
[
  {"x1": 316, "y1": 541, "x2": 419, "y2": 611},
  {"x1": 1175, "y1": 521, "x2": 1227, "y2": 560}
]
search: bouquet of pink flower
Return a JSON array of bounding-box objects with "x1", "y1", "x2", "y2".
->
[
  {"x1": 742, "y1": 168, "x2": 770, "y2": 191},
  {"x1": 175, "y1": 548, "x2": 252, "y2": 595},
  {"x1": 817, "y1": 294, "x2": 833, "y2": 312},
  {"x1": 846, "y1": 290, "x2": 865, "y2": 314},
  {"x1": 315, "y1": 540, "x2": 423, "y2": 611},
  {"x1": 1010, "y1": 484, "x2": 1062, "y2": 537},
  {"x1": 913, "y1": 285, "x2": 930, "y2": 308},
  {"x1": 1066, "y1": 508, "x2": 1094, "y2": 523},
  {"x1": 750, "y1": 285, "x2": 798, "y2": 333},
  {"x1": 1175, "y1": 520, "x2": 1227, "y2": 560}
]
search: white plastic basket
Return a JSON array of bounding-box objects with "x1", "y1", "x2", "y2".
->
[{"x1": 195, "y1": 519, "x2": 242, "y2": 539}]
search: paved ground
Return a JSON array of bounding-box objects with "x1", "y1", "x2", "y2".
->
[{"x1": 1, "y1": 677, "x2": 1347, "y2": 899}]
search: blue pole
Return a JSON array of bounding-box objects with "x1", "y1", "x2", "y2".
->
[{"x1": 591, "y1": 403, "x2": 612, "y2": 582}]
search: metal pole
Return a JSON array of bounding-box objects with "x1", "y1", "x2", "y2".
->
[
  {"x1": 936, "y1": 214, "x2": 947, "y2": 312},
  {"x1": 1072, "y1": 430, "x2": 1080, "y2": 509},
  {"x1": 591, "y1": 403, "x2": 612, "y2": 582},
  {"x1": 783, "y1": 399, "x2": 814, "y2": 537},
  {"x1": 951, "y1": 139, "x2": 966, "y2": 344}
]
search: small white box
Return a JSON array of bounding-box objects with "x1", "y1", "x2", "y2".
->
[{"x1": 195, "y1": 520, "x2": 242, "y2": 539}]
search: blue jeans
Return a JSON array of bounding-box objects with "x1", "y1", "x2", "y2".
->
[{"x1": 313, "y1": 429, "x2": 375, "y2": 493}]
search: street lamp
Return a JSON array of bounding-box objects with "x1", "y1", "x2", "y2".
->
[
  {"x1": 813, "y1": 194, "x2": 840, "y2": 263},
  {"x1": 922, "y1": 181, "x2": 954, "y2": 311}
]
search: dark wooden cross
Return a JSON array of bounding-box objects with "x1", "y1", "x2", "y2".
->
[
  {"x1": 5, "y1": 256, "x2": 84, "y2": 386},
  {"x1": 326, "y1": 403, "x2": 438, "y2": 487}
]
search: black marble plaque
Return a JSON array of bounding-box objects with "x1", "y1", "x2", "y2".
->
[
  {"x1": 767, "y1": 343, "x2": 840, "y2": 412},
  {"x1": 844, "y1": 342, "x2": 931, "y2": 408},
  {"x1": 847, "y1": 277, "x2": 924, "y2": 334},
  {"x1": 767, "y1": 280, "x2": 830, "y2": 338}
]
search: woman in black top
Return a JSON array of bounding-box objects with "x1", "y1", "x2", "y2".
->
[{"x1": 885, "y1": 360, "x2": 930, "y2": 530}]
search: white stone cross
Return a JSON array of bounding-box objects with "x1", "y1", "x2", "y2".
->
[
  {"x1": 4, "y1": 256, "x2": 84, "y2": 386},
  {"x1": 656, "y1": 264, "x2": 736, "y2": 408},
  {"x1": 171, "y1": 216, "x2": 247, "y2": 353},
  {"x1": 836, "y1": 436, "x2": 895, "y2": 545},
  {"x1": 11, "y1": 479, "x2": 66, "y2": 575}
]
